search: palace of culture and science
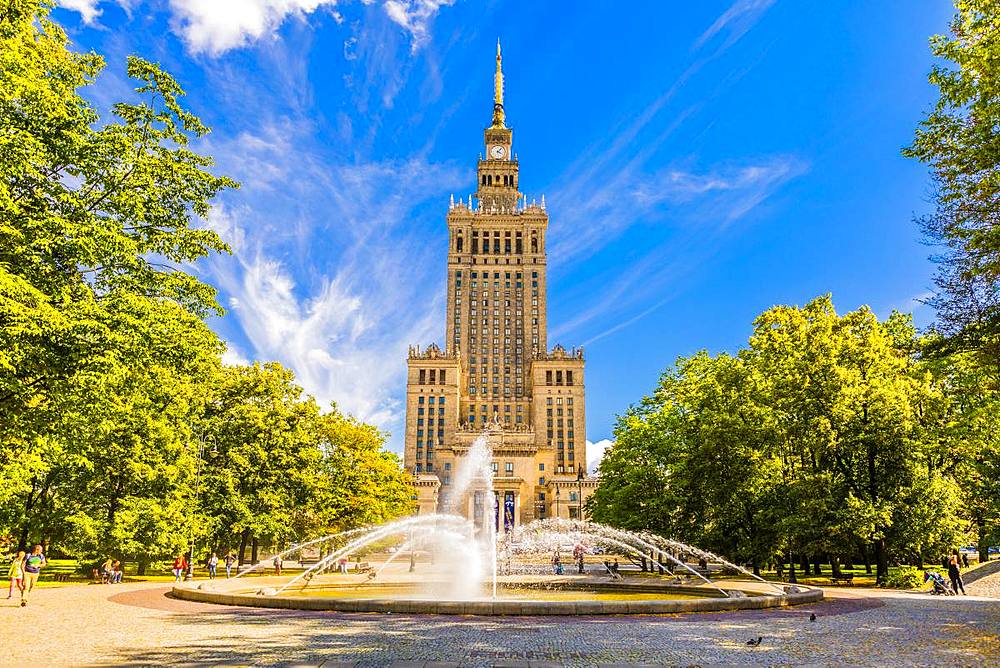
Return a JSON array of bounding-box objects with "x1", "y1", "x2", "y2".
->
[{"x1": 403, "y1": 43, "x2": 596, "y2": 530}]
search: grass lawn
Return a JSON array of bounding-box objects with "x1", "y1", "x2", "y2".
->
[
  {"x1": 618, "y1": 561, "x2": 994, "y2": 591},
  {"x1": 30, "y1": 558, "x2": 303, "y2": 588}
]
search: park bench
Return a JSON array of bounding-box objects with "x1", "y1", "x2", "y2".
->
[
  {"x1": 54, "y1": 573, "x2": 71, "y2": 582},
  {"x1": 354, "y1": 562, "x2": 372, "y2": 573},
  {"x1": 829, "y1": 573, "x2": 854, "y2": 585}
]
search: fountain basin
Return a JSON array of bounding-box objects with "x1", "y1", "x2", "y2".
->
[{"x1": 172, "y1": 576, "x2": 822, "y2": 615}]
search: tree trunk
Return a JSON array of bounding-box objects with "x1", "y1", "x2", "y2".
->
[
  {"x1": 979, "y1": 519, "x2": 989, "y2": 565},
  {"x1": 137, "y1": 560, "x2": 147, "y2": 576},
  {"x1": 812, "y1": 558, "x2": 822, "y2": 576},
  {"x1": 788, "y1": 553, "x2": 797, "y2": 584},
  {"x1": 656, "y1": 552, "x2": 664, "y2": 575},
  {"x1": 800, "y1": 553, "x2": 809, "y2": 573},
  {"x1": 752, "y1": 559, "x2": 760, "y2": 577},
  {"x1": 238, "y1": 530, "x2": 250, "y2": 565},
  {"x1": 861, "y1": 543, "x2": 872, "y2": 574},
  {"x1": 251, "y1": 537, "x2": 259, "y2": 564},
  {"x1": 874, "y1": 538, "x2": 888, "y2": 585},
  {"x1": 831, "y1": 556, "x2": 842, "y2": 578},
  {"x1": 17, "y1": 524, "x2": 29, "y2": 553}
]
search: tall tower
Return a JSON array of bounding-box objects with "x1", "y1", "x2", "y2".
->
[{"x1": 403, "y1": 43, "x2": 594, "y2": 528}]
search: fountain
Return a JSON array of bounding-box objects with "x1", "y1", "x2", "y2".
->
[{"x1": 174, "y1": 427, "x2": 821, "y2": 615}]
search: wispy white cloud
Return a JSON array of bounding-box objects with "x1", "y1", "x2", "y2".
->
[
  {"x1": 884, "y1": 291, "x2": 934, "y2": 324},
  {"x1": 166, "y1": 0, "x2": 335, "y2": 56},
  {"x1": 57, "y1": 0, "x2": 457, "y2": 56},
  {"x1": 199, "y1": 120, "x2": 464, "y2": 446},
  {"x1": 218, "y1": 250, "x2": 440, "y2": 427},
  {"x1": 586, "y1": 439, "x2": 613, "y2": 476},
  {"x1": 548, "y1": 157, "x2": 806, "y2": 343},
  {"x1": 57, "y1": 0, "x2": 103, "y2": 23},
  {"x1": 221, "y1": 341, "x2": 251, "y2": 366},
  {"x1": 543, "y1": 0, "x2": 787, "y2": 346},
  {"x1": 551, "y1": 156, "x2": 807, "y2": 266},
  {"x1": 383, "y1": 0, "x2": 455, "y2": 53},
  {"x1": 694, "y1": 0, "x2": 776, "y2": 52}
]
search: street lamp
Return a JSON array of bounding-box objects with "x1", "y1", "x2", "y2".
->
[
  {"x1": 577, "y1": 467, "x2": 584, "y2": 521},
  {"x1": 186, "y1": 435, "x2": 215, "y2": 581}
]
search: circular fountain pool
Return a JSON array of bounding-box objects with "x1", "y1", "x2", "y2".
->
[
  {"x1": 172, "y1": 515, "x2": 822, "y2": 616},
  {"x1": 173, "y1": 433, "x2": 821, "y2": 615},
  {"x1": 174, "y1": 575, "x2": 819, "y2": 615}
]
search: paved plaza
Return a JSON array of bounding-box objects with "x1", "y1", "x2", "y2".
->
[{"x1": 1, "y1": 577, "x2": 999, "y2": 667}]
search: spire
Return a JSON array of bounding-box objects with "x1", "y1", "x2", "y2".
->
[{"x1": 491, "y1": 38, "x2": 505, "y2": 128}]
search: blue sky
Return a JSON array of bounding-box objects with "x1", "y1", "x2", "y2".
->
[{"x1": 56, "y1": 0, "x2": 952, "y2": 461}]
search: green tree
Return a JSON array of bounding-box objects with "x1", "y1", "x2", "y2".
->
[
  {"x1": 905, "y1": 0, "x2": 1000, "y2": 373},
  {"x1": 310, "y1": 408, "x2": 414, "y2": 532},
  {"x1": 592, "y1": 296, "x2": 973, "y2": 585},
  {"x1": 1, "y1": 1, "x2": 415, "y2": 572},
  {"x1": 198, "y1": 363, "x2": 324, "y2": 564},
  {"x1": 0, "y1": 0, "x2": 234, "y2": 553},
  {"x1": 590, "y1": 352, "x2": 783, "y2": 574}
]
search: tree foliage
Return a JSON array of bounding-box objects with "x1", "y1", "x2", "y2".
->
[
  {"x1": 0, "y1": 1, "x2": 413, "y2": 568},
  {"x1": 905, "y1": 0, "x2": 1000, "y2": 372},
  {"x1": 591, "y1": 296, "x2": 999, "y2": 583}
]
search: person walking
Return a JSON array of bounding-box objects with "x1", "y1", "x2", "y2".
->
[
  {"x1": 224, "y1": 552, "x2": 236, "y2": 578},
  {"x1": 948, "y1": 551, "x2": 966, "y2": 595},
  {"x1": 573, "y1": 544, "x2": 585, "y2": 574},
  {"x1": 21, "y1": 545, "x2": 45, "y2": 606},
  {"x1": 272, "y1": 554, "x2": 283, "y2": 576},
  {"x1": 172, "y1": 554, "x2": 187, "y2": 582},
  {"x1": 7, "y1": 551, "x2": 25, "y2": 600},
  {"x1": 207, "y1": 553, "x2": 219, "y2": 580}
]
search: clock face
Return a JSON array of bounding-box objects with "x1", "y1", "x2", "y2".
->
[{"x1": 490, "y1": 144, "x2": 506, "y2": 159}]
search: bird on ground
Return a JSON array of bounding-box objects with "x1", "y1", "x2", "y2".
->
[
  {"x1": 809, "y1": 613, "x2": 817, "y2": 622},
  {"x1": 746, "y1": 637, "x2": 763, "y2": 647}
]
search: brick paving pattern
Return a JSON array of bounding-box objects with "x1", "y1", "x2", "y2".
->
[{"x1": 1, "y1": 582, "x2": 998, "y2": 666}]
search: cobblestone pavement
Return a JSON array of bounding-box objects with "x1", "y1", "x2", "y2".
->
[
  {"x1": 1, "y1": 582, "x2": 998, "y2": 667},
  {"x1": 967, "y1": 568, "x2": 1000, "y2": 598}
]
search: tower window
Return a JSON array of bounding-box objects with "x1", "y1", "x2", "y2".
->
[
  {"x1": 419, "y1": 369, "x2": 426, "y2": 384},
  {"x1": 457, "y1": 236, "x2": 463, "y2": 252}
]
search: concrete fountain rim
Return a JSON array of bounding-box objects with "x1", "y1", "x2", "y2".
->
[{"x1": 170, "y1": 577, "x2": 823, "y2": 616}]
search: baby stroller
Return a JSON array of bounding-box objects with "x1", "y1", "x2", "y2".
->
[{"x1": 924, "y1": 570, "x2": 954, "y2": 595}]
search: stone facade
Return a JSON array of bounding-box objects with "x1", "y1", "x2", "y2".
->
[{"x1": 403, "y1": 43, "x2": 595, "y2": 528}]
